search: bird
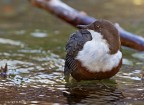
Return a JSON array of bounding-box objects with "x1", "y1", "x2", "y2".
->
[{"x1": 64, "y1": 19, "x2": 122, "y2": 82}]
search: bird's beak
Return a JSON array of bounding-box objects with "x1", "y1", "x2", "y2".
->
[
  {"x1": 77, "y1": 24, "x2": 95, "y2": 31},
  {"x1": 77, "y1": 25, "x2": 88, "y2": 29}
]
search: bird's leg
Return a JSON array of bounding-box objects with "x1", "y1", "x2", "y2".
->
[{"x1": 99, "y1": 80, "x2": 110, "y2": 88}]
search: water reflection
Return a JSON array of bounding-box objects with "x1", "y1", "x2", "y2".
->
[
  {"x1": 31, "y1": 30, "x2": 48, "y2": 38},
  {"x1": 0, "y1": 86, "x2": 67, "y2": 104},
  {"x1": 132, "y1": 52, "x2": 144, "y2": 61},
  {"x1": 64, "y1": 81, "x2": 124, "y2": 105},
  {"x1": 0, "y1": 38, "x2": 24, "y2": 47}
]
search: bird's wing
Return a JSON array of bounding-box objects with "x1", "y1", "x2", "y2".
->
[{"x1": 64, "y1": 29, "x2": 92, "y2": 78}]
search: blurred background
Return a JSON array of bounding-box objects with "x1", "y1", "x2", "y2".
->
[{"x1": 0, "y1": 0, "x2": 144, "y2": 105}]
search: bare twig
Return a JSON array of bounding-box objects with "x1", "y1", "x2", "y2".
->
[{"x1": 29, "y1": 0, "x2": 144, "y2": 51}]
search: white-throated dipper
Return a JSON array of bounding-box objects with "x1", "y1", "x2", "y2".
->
[{"x1": 64, "y1": 19, "x2": 122, "y2": 81}]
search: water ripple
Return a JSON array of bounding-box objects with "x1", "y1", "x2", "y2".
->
[{"x1": 0, "y1": 38, "x2": 24, "y2": 47}]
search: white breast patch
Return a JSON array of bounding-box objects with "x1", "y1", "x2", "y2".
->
[{"x1": 76, "y1": 30, "x2": 122, "y2": 72}]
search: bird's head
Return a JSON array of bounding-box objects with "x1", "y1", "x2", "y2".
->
[{"x1": 77, "y1": 20, "x2": 121, "y2": 54}]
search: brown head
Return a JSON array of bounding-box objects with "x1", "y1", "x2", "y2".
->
[{"x1": 77, "y1": 19, "x2": 120, "y2": 54}]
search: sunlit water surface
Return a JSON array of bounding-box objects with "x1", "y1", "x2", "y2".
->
[{"x1": 0, "y1": 0, "x2": 144, "y2": 105}]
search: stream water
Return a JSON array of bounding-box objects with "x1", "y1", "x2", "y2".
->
[{"x1": 0, "y1": 0, "x2": 144, "y2": 105}]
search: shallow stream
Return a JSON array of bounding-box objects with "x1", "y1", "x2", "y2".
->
[{"x1": 0, "y1": 0, "x2": 144, "y2": 105}]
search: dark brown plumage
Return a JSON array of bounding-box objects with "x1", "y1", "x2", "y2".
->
[
  {"x1": 64, "y1": 19, "x2": 122, "y2": 82},
  {"x1": 64, "y1": 29, "x2": 92, "y2": 81},
  {"x1": 77, "y1": 20, "x2": 120, "y2": 54}
]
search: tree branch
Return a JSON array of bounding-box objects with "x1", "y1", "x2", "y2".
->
[{"x1": 29, "y1": 0, "x2": 144, "y2": 51}]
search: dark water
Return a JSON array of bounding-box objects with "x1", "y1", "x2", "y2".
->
[{"x1": 0, "y1": 0, "x2": 144, "y2": 105}]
